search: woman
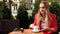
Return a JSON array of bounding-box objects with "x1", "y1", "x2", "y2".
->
[{"x1": 30, "y1": 0, "x2": 58, "y2": 34}]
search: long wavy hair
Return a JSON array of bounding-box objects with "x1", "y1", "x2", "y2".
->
[{"x1": 37, "y1": 0, "x2": 51, "y2": 27}]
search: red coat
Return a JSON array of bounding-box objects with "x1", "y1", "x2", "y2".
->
[{"x1": 33, "y1": 13, "x2": 58, "y2": 34}]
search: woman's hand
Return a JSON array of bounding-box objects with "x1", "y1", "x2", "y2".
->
[
  {"x1": 41, "y1": 27, "x2": 56, "y2": 32},
  {"x1": 29, "y1": 24, "x2": 34, "y2": 28},
  {"x1": 41, "y1": 27, "x2": 50, "y2": 32}
]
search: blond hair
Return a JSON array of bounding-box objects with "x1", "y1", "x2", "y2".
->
[{"x1": 37, "y1": 0, "x2": 50, "y2": 27}]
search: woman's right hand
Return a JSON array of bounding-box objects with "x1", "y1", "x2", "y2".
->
[{"x1": 29, "y1": 24, "x2": 34, "y2": 28}]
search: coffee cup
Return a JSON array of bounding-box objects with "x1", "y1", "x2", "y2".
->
[{"x1": 33, "y1": 26, "x2": 39, "y2": 31}]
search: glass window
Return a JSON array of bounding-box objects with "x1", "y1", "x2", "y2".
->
[{"x1": 14, "y1": 4, "x2": 17, "y2": 10}]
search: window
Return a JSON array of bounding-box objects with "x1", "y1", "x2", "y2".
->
[{"x1": 14, "y1": 4, "x2": 17, "y2": 10}]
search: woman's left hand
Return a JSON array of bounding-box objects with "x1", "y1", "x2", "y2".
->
[{"x1": 41, "y1": 27, "x2": 50, "y2": 32}]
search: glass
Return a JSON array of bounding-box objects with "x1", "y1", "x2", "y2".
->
[{"x1": 20, "y1": 28, "x2": 24, "y2": 33}]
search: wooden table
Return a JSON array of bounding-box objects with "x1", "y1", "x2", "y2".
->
[{"x1": 9, "y1": 29, "x2": 44, "y2": 34}]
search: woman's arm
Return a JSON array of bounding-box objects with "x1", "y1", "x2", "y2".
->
[
  {"x1": 30, "y1": 14, "x2": 37, "y2": 28},
  {"x1": 41, "y1": 14, "x2": 58, "y2": 32},
  {"x1": 50, "y1": 14, "x2": 58, "y2": 32}
]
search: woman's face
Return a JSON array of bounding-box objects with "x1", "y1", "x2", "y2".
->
[{"x1": 39, "y1": 3, "x2": 47, "y2": 15}]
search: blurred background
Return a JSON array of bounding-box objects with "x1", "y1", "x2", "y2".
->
[{"x1": 0, "y1": 0, "x2": 60, "y2": 34}]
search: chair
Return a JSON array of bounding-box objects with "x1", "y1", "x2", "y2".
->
[{"x1": 1, "y1": 19, "x2": 20, "y2": 34}]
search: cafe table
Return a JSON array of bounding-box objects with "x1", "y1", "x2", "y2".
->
[{"x1": 9, "y1": 29, "x2": 44, "y2": 34}]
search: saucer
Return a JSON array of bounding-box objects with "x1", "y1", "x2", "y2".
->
[{"x1": 32, "y1": 30, "x2": 40, "y2": 32}]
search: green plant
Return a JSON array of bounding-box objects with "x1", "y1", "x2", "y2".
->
[
  {"x1": 2, "y1": 6, "x2": 11, "y2": 19},
  {"x1": 31, "y1": 0, "x2": 41, "y2": 23},
  {"x1": 49, "y1": 2, "x2": 60, "y2": 16},
  {"x1": 17, "y1": 3, "x2": 29, "y2": 28},
  {"x1": 0, "y1": 1, "x2": 11, "y2": 19},
  {"x1": 11, "y1": 16, "x2": 17, "y2": 20},
  {"x1": 0, "y1": 2, "x2": 4, "y2": 10},
  {"x1": 32, "y1": 0, "x2": 41, "y2": 16},
  {"x1": 0, "y1": 2, "x2": 4, "y2": 19}
]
